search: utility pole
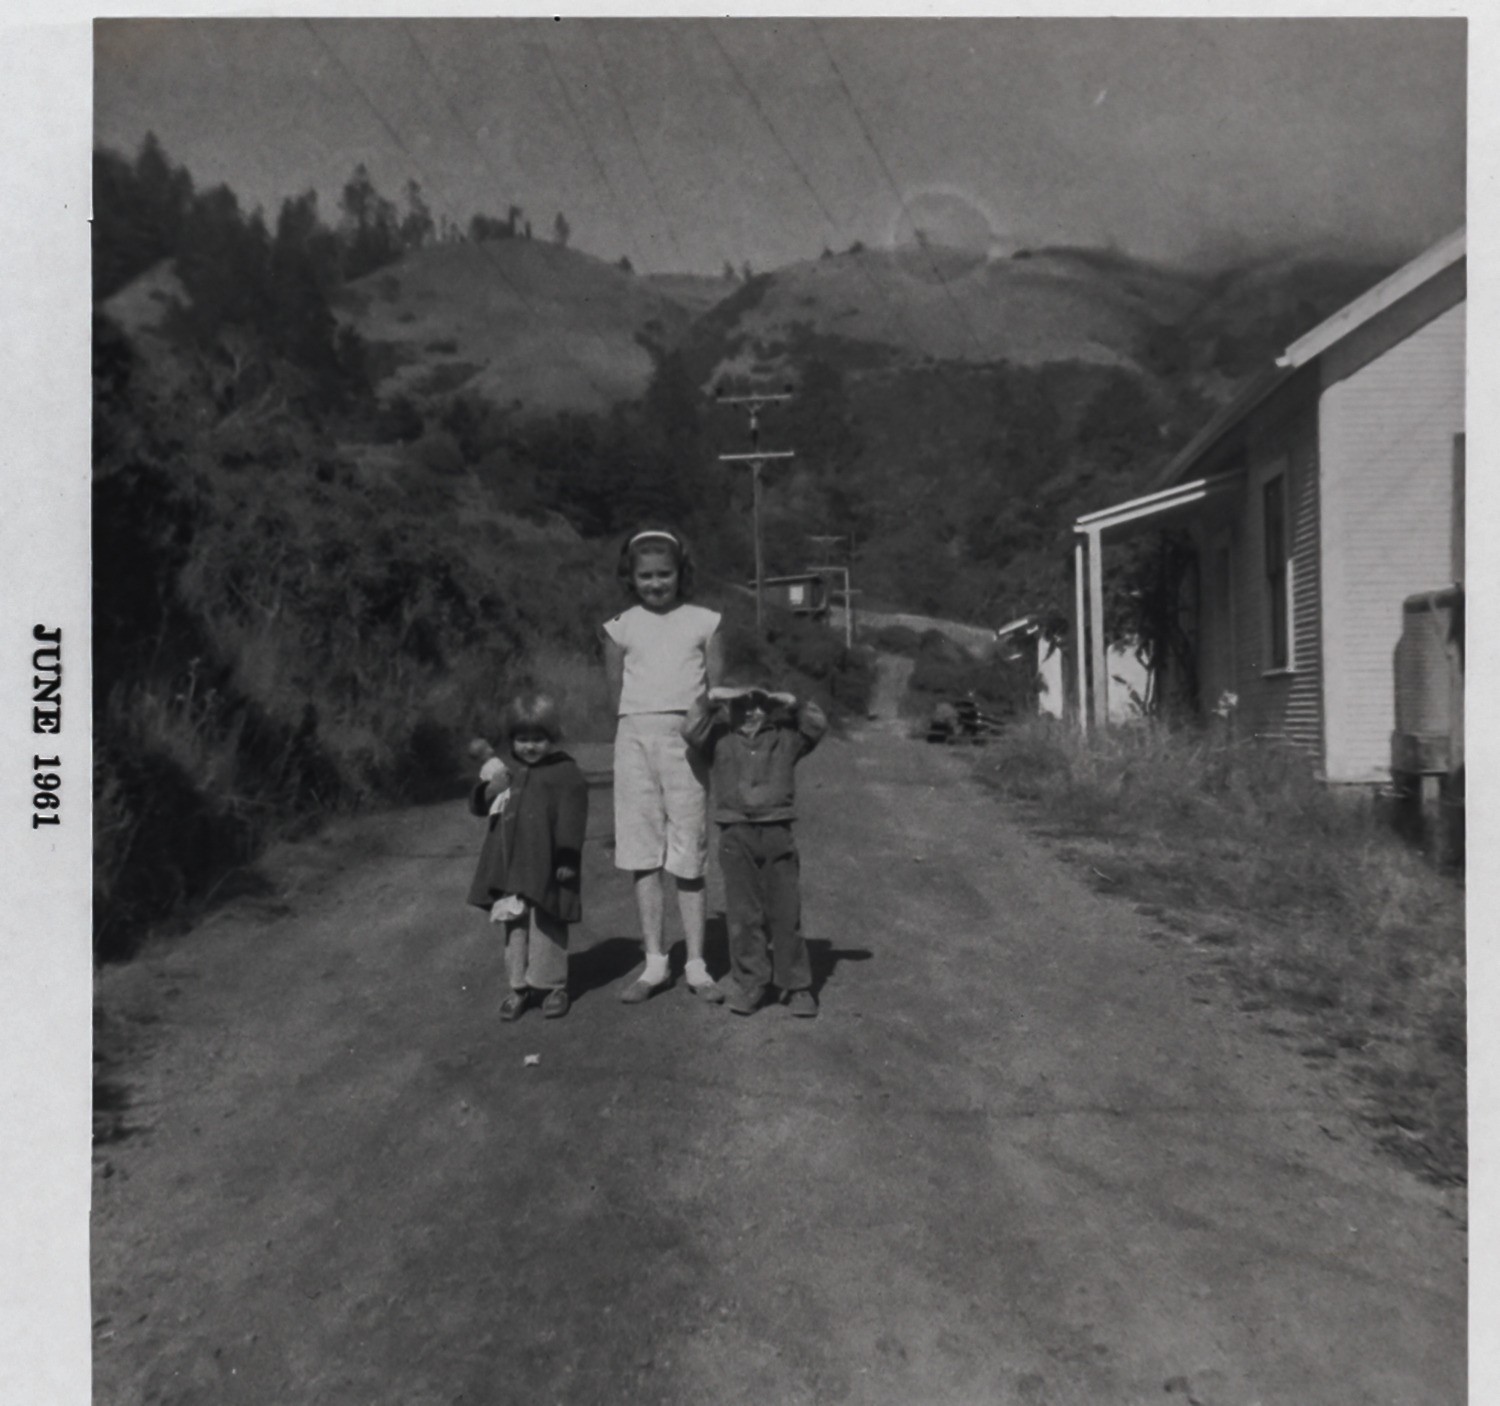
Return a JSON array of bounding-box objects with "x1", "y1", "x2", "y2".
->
[
  {"x1": 716, "y1": 389, "x2": 794, "y2": 634},
  {"x1": 806, "y1": 533, "x2": 855, "y2": 649}
]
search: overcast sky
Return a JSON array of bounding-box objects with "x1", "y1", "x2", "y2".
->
[{"x1": 95, "y1": 17, "x2": 1466, "y2": 277}]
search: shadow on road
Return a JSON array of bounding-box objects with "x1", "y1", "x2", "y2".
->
[
  {"x1": 569, "y1": 935, "x2": 645, "y2": 998},
  {"x1": 705, "y1": 916, "x2": 872, "y2": 997},
  {"x1": 807, "y1": 937, "x2": 872, "y2": 996},
  {"x1": 568, "y1": 922, "x2": 873, "y2": 1001}
]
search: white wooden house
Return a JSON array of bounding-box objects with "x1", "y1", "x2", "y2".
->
[{"x1": 1071, "y1": 228, "x2": 1464, "y2": 784}]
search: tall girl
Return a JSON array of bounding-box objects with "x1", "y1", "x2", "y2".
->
[{"x1": 601, "y1": 527, "x2": 724, "y2": 1003}]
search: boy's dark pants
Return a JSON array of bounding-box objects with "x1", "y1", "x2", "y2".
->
[{"x1": 718, "y1": 821, "x2": 810, "y2": 996}]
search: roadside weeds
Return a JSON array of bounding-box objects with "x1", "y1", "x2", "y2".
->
[{"x1": 976, "y1": 718, "x2": 1465, "y2": 1188}]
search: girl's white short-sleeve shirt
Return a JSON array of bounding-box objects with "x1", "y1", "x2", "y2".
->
[{"x1": 603, "y1": 603, "x2": 721, "y2": 715}]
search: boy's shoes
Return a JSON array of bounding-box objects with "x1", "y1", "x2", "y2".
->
[
  {"x1": 728, "y1": 986, "x2": 767, "y2": 1016},
  {"x1": 785, "y1": 989, "x2": 818, "y2": 1018},
  {"x1": 619, "y1": 976, "x2": 664, "y2": 1005},
  {"x1": 499, "y1": 989, "x2": 531, "y2": 1021},
  {"x1": 540, "y1": 988, "x2": 570, "y2": 1019},
  {"x1": 686, "y1": 976, "x2": 726, "y2": 1004}
]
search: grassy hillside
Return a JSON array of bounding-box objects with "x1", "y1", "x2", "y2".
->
[
  {"x1": 674, "y1": 242, "x2": 1398, "y2": 635},
  {"x1": 645, "y1": 270, "x2": 739, "y2": 318},
  {"x1": 690, "y1": 243, "x2": 1183, "y2": 380},
  {"x1": 339, "y1": 240, "x2": 698, "y2": 416}
]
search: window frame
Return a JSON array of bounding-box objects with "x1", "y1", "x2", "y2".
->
[{"x1": 1256, "y1": 461, "x2": 1295, "y2": 675}]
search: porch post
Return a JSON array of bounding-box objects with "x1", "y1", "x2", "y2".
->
[
  {"x1": 1088, "y1": 526, "x2": 1107, "y2": 731},
  {"x1": 1073, "y1": 534, "x2": 1088, "y2": 734}
]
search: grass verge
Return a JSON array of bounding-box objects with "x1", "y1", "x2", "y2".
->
[{"x1": 978, "y1": 717, "x2": 1465, "y2": 1186}]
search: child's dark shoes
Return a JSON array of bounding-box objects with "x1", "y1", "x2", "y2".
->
[
  {"x1": 499, "y1": 989, "x2": 531, "y2": 1022},
  {"x1": 541, "y1": 988, "x2": 570, "y2": 1019},
  {"x1": 728, "y1": 986, "x2": 766, "y2": 1016},
  {"x1": 785, "y1": 989, "x2": 818, "y2": 1018}
]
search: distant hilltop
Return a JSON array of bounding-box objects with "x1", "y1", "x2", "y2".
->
[{"x1": 105, "y1": 229, "x2": 1393, "y2": 425}]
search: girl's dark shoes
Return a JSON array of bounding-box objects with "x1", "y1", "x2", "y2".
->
[
  {"x1": 499, "y1": 989, "x2": 531, "y2": 1021},
  {"x1": 541, "y1": 989, "x2": 570, "y2": 1019}
]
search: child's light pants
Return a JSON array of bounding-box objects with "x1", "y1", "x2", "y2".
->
[
  {"x1": 718, "y1": 821, "x2": 810, "y2": 996},
  {"x1": 504, "y1": 907, "x2": 569, "y2": 991}
]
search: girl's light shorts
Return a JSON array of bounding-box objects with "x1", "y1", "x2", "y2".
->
[{"x1": 612, "y1": 712, "x2": 709, "y2": 878}]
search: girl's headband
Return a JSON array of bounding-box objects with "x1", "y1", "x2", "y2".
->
[{"x1": 627, "y1": 530, "x2": 680, "y2": 550}]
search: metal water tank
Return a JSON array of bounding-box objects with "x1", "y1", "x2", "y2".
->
[{"x1": 1391, "y1": 587, "x2": 1462, "y2": 775}]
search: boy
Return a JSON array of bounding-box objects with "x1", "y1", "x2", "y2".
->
[{"x1": 681, "y1": 684, "x2": 828, "y2": 1016}]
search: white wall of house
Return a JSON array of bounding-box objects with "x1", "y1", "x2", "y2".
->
[{"x1": 1319, "y1": 297, "x2": 1465, "y2": 783}]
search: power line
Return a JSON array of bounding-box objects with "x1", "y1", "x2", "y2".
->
[
  {"x1": 585, "y1": 25, "x2": 692, "y2": 275},
  {"x1": 812, "y1": 23, "x2": 990, "y2": 364},
  {"x1": 702, "y1": 26, "x2": 930, "y2": 360},
  {"x1": 304, "y1": 19, "x2": 618, "y2": 407},
  {"x1": 537, "y1": 38, "x2": 651, "y2": 273}
]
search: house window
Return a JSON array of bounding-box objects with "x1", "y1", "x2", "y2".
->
[{"x1": 1262, "y1": 473, "x2": 1292, "y2": 670}]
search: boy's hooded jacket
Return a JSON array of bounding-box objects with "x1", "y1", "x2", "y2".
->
[
  {"x1": 467, "y1": 750, "x2": 589, "y2": 922},
  {"x1": 681, "y1": 694, "x2": 827, "y2": 823}
]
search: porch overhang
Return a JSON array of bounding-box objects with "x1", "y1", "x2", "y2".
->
[
  {"x1": 1070, "y1": 471, "x2": 1239, "y2": 733},
  {"x1": 1076, "y1": 469, "x2": 1241, "y2": 540}
]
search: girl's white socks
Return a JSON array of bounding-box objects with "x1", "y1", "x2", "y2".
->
[{"x1": 642, "y1": 952, "x2": 670, "y2": 986}]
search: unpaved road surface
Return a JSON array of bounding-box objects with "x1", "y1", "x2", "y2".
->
[{"x1": 92, "y1": 727, "x2": 1464, "y2": 1405}]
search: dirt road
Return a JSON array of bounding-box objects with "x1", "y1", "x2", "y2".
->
[{"x1": 92, "y1": 724, "x2": 1464, "y2": 1405}]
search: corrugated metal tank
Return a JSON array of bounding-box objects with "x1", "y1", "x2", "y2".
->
[{"x1": 1391, "y1": 586, "x2": 1462, "y2": 774}]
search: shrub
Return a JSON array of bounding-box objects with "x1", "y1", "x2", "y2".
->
[
  {"x1": 906, "y1": 629, "x2": 1037, "y2": 719},
  {"x1": 872, "y1": 623, "x2": 923, "y2": 655},
  {"x1": 714, "y1": 595, "x2": 875, "y2": 721}
]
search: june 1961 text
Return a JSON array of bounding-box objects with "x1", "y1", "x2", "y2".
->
[{"x1": 32, "y1": 625, "x2": 62, "y2": 828}]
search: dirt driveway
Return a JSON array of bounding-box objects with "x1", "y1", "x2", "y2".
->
[{"x1": 92, "y1": 726, "x2": 1464, "y2": 1405}]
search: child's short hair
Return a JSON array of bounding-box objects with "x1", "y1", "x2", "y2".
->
[
  {"x1": 502, "y1": 691, "x2": 563, "y2": 742},
  {"x1": 616, "y1": 525, "x2": 696, "y2": 599}
]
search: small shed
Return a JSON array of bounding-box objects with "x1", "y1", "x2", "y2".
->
[{"x1": 758, "y1": 572, "x2": 832, "y2": 618}]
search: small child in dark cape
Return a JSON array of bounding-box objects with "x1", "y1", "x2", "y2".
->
[{"x1": 467, "y1": 692, "x2": 588, "y2": 1021}]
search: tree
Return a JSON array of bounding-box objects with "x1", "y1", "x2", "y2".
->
[
  {"x1": 723, "y1": 260, "x2": 738, "y2": 283},
  {"x1": 400, "y1": 180, "x2": 434, "y2": 252},
  {"x1": 268, "y1": 192, "x2": 346, "y2": 389},
  {"x1": 469, "y1": 213, "x2": 509, "y2": 243},
  {"x1": 552, "y1": 211, "x2": 571, "y2": 248},
  {"x1": 340, "y1": 163, "x2": 401, "y2": 278},
  {"x1": 92, "y1": 134, "x2": 196, "y2": 298},
  {"x1": 617, "y1": 255, "x2": 634, "y2": 274},
  {"x1": 1075, "y1": 368, "x2": 1163, "y2": 485},
  {"x1": 175, "y1": 183, "x2": 269, "y2": 340}
]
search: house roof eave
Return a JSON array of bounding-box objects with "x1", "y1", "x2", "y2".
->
[
  {"x1": 1144, "y1": 364, "x2": 1296, "y2": 494},
  {"x1": 1277, "y1": 226, "x2": 1465, "y2": 370}
]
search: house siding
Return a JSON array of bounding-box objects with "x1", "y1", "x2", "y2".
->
[
  {"x1": 1285, "y1": 423, "x2": 1323, "y2": 756},
  {"x1": 1319, "y1": 298, "x2": 1465, "y2": 783},
  {"x1": 1220, "y1": 395, "x2": 1322, "y2": 756}
]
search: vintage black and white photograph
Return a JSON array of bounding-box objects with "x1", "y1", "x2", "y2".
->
[{"x1": 78, "y1": 14, "x2": 1471, "y2": 1404}]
